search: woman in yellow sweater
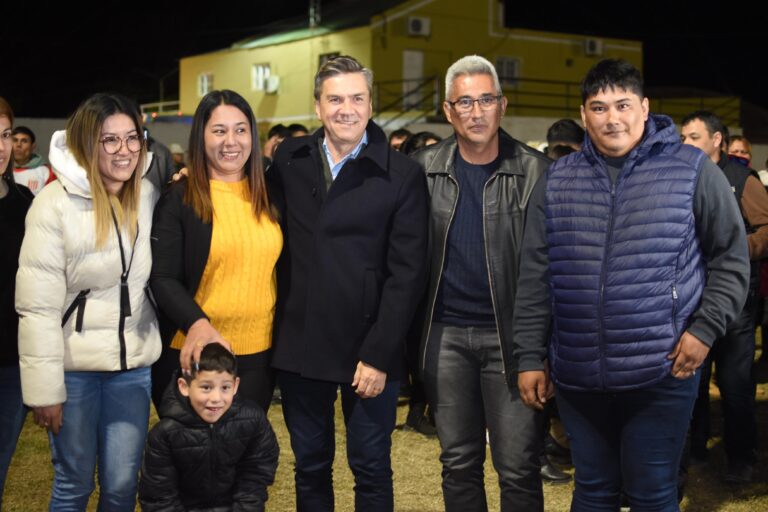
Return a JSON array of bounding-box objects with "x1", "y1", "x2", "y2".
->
[{"x1": 150, "y1": 90, "x2": 282, "y2": 411}]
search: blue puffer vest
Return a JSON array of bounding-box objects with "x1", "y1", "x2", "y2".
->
[{"x1": 545, "y1": 114, "x2": 707, "y2": 391}]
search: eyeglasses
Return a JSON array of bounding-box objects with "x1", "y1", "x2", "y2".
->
[
  {"x1": 100, "y1": 134, "x2": 143, "y2": 155},
  {"x1": 446, "y1": 95, "x2": 503, "y2": 114}
]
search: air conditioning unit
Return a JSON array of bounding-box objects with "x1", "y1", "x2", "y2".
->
[
  {"x1": 265, "y1": 76, "x2": 280, "y2": 94},
  {"x1": 407, "y1": 16, "x2": 431, "y2": 37},
  {"x1": 584, "y1": 38, "x2": 604, "y2": 57}
]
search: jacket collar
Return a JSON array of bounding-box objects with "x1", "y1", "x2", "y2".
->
[
  {"x1": 423, "y1": 128, "x2": 527, "y2": 177},
  {"x1": 297, "y1": 119, "x2": 391, "y2": 172}
]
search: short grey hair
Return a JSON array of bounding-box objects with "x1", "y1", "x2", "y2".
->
[
  {"x1": 313, "y1": 55, "x2": 374, "y2": 100},
  {"x1": 444, "y1": 55, "x2": 502, "y2": 99}
]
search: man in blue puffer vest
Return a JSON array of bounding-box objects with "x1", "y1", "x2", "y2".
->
[{"x1": 512, "y1": 59, "x2": 750, "y2": 511}]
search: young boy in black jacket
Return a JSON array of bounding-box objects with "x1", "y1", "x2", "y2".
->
[{"x1": 139, "y1": 344, "x2": 278, "y2": 511}]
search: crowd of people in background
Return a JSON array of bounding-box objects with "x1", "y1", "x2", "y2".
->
[{"x1": 0, "y1": 53, "x2": 765, "y2": 512}]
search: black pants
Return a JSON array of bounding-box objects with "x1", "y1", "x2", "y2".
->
[{"x1": 690, "y1": 297, "x2": 757, "y2": 464}]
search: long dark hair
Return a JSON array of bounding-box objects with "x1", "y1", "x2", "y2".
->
[
  {"x1": 185, "y1": 89, "x2": 272, "y2": 223},
  {"x1": 0, "y1": 96, "x2": 14, "y2": 180}
]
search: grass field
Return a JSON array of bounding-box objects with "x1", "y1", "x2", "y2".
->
[{"x1": 4, "y1": 365, "x2": 768, "y2": 511}]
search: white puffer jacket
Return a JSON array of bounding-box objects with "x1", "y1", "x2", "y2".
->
[{"x1": 16, "y1": 130, "x2": 161, "y2": 407}]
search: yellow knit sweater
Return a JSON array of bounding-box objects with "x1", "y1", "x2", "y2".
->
[{"x1": 171, "y1": 179, "x2": 282, "y2": 355}]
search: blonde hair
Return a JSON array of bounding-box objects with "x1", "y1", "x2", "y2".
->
[{"x1": 66, "y1": 93, "x2": 146, "y2": 248}]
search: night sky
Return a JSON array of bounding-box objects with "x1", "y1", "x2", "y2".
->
[{"x1": 3, "y1": 1, "x2": 765, "y2": 118}]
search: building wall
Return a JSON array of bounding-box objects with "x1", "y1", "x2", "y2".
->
[
  {"x1": 180, "y1": 26, "x2": 372, "y2": 129},
  {"x1": 370, "y1": 0, "x2": 642, "y2": 117}
]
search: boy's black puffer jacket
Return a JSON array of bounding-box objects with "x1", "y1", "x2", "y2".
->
[{"x1": 139, "y1": 377, "x2": 279, "y2": 511}]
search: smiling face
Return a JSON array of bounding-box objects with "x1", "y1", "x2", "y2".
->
[
  {"x1": 580, "y1": 87, "x2": 649, "y2": 158},
  {"x1": 178, "y1": 370, "x2": 240, "y2": 424},
  {"x1": 204, "y1": 104, "x2": 252, "y2": 182},
  {"x1": 97, "y1": 113, "x2": 141, "y2": 195},
  {"x1": 314, "y1": 72, "x2": 371, "y2": 158}
]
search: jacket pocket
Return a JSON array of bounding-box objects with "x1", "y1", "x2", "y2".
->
[
  {"x1": 363, "y1": 269, "x2": 380, "y2": 323},
  {"x1": 61, "y1": 289, "x2": 90, "y2": 332},
  {"x1": 671, "y1": 284, "x2": 679, "y2": 339}
]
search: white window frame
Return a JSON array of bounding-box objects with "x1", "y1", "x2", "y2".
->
[
  {"x1": 496, "y1": 56, "x2": 520, "y2": 88},
  {"x1": 197, "y1": 72, "x2": 214, "y2": 97},
  {"x1": 251, "y1": 63, "x2": 271, "y2": 91}
]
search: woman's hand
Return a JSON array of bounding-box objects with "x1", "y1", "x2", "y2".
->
[
  {"x1": 33, "y1": 404, "x2": 63, "y2": 435},
  {"x1": 180, "y1": 318, "x2": 231, "y2": 374}
]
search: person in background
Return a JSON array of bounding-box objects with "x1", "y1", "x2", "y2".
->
[
  {"x1": 169, "y1": 143, "x2": 186, "y2": 172},
  {"x1": 11, "y1": 126, "x2": 55, "y2": 195},
  {"x1": 150, "y1": 89, "x2": 281, "y2": 413},
  {"x1": 262, "y1": 123, "x2": 290, "y2": 166},
  {"x1": 0, "y1": 97, "x2": 34, "y2": 510},
  {"x1": 728, "y1": 134, "x2": 752, "y2": 168},
  {"x1": 287, "y1": 123, "x2": 309, "y2": 137},
  {"x1": 400, "y1": 131, "x2": 441, "y2": 157},
  {"x1": 388, "y1": 128, "x2": 411, "y2": 151},
  {"x1": 680, "y1": 111, "x2": 768, "y2": 483},
  {"x1": 139, "y1": 343, "x2": 279, "y2": 511},
  {"x1": 16, "y1": 93, "x2": 161, "y2": 511},
  {"x1": 545, "y1": 118, "x2": 584, "y2": 159}
]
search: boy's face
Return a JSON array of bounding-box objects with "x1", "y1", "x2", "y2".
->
[{"x1": 178, "y1": 370, "x2": 240, "y2": 424}]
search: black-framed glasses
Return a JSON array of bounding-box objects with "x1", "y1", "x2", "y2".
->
[
  {"x1": 100, "y1": 134, "x2": 143, "y2": 155},
  {"x1": 446, "y1": 95, "x2": 503, "y2": 114}
]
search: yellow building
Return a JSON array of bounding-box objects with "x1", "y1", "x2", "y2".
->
[{"x1": 179, "y1": 0, "x2": 643, "y2": 130}]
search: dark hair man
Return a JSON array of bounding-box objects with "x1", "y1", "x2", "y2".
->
[
  {"x1": 410, "y1": 55, "x2": 550, "y2": 511},
  {"x1": 513, "y1": 59, "x2": 749, "y2": 510},
  {"x1": 388, "y1": 128, "x2": 411, "y2": 151},
  {"x1": 545, "y1": 118, "x2": 585, "y2": 156},
  {"x1": 11, "y1": 126, "x2": 55, "y2": 195},
  {"x1": 680, "y1": 110, "x2": 768, "y2": 483},
  {"x1": 269, "y1": 55, "x2": 428, "y2": 511}
]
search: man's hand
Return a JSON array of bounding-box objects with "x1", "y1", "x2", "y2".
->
[
  {"x1": 33, "y1": 404, "x2": 63, "y2": 435},
  {"x1": 518, "y1": 365, "x2": 554, "y2": 410},
  {"x1": 352, "y1": 361, "x2": 387, "y2": 399},
  {"x1": 668, "y1": 331, "x2": 710, "y2": 379},
  {"x1": 181, "y1": 318, "x2": 231, "y2": 374}
]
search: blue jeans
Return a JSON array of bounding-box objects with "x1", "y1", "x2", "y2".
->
[
  {"x1": 49, "y1": 367, "x2": 151, "y2": 512},
  {"x1": 277, "y1": 370, "x2": 399, "y2": 512},
  {"x1": 0, "y1": 366, "x2": 28, "y2": 508},
  {"x1": 423, "y1": 323, "x2": 543, "y2": 512},
  {"x1": 556, "y1": 374, "x2": 699, "y2": 512}
]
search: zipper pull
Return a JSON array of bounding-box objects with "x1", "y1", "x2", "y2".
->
[{"x1": 672, "y1": 286, "x2": 678, "y2": 300}]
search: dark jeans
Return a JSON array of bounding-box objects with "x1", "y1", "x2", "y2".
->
[
  {"x1": 423, "y1": 323, "x2": 543, "y2": 512},
  {"x1": 0, "y1": 366, "x2": 28, "y2": 508},
  {"x1": 557, "y1": 373, "x2": 699, "y2": 512},
  {"x1": 277, "y1": 370, "x2": 399, "y2": 512},
  {"x1": 690, "y1": 302, "x2": 757, "y2": 464}
]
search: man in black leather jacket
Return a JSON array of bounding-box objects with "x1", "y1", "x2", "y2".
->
[{"x1": 410, "y1": 55, "x2": 550, "y2": 512}]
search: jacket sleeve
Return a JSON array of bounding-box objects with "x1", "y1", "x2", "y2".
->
[
  {"x1": 740, "y1": 175, "x2": 768, "y2": 260},
  {"x1": 687, "y1": 160, "x2": 750, "y2": 345},
  {"x1": 231, "y1": 412, "x2": 280, "y2": 511},
  {"x1": 16, "y1": 188, "x2": 68, "y2": 407},
  {"x1": 150, "y1": 185, "x2": 208, "y2": 334},
  {"x1": 512, "y1": 173, "x2": 551, "y2": 372},
  {"x1": 138, "y1": 425, "x2": 186, "y2": 512},
  {"x1": 357, "y1": 164, "x2": 430, "y2": 373}
]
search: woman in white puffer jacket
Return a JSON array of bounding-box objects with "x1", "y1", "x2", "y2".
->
[{"x1": 15, "y1": 93, "x2": 160, "y2": 511}]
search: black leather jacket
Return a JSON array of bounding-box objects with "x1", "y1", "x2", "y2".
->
[{"x1": 411, "y1": 129, "x2": 550, "y2": 383}]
